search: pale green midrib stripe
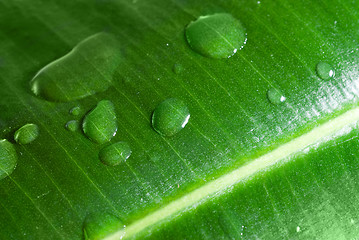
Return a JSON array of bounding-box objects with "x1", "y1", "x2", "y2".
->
[{"x1": 105, "y1": 107, "x2": 359, "y2": 240}]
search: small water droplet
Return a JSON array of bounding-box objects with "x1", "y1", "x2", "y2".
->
[
  {"x1": 69, "y1": 106, "x2": 81, "y2": 116},
  {"x1": 172, "y1": 63, "x2": 183, "y2": 74},
  {"x1": 0, "y1": 139, "x2": 17, "y2": 180},
  {"x1": 82, "y1": 100, "x2": 117, "y2": 144},
  {"x1": 83, "y1": 212, "x2": 123, "y2": 240},
  {"x1": 316, "y1": 62, "x2": 335, "y2": 80},
  {"x1": 14, "y1": 123, "x2": 39, "y2": 144},
  {"x1": 30, "y1": 33, "x2": 121, "y2": 102},
  {"x1": 65, "y1": 120, "x2": 79, "y2": 132},
  {"x1": 267, "y1": 88, "x2": 286, "y2": 105},
  {"x1": 152, "y1": 98, "x2": 190, "y2": 136},
  {"x1": 185, "y1": 13, "x2": 246, "y2": 58},
  {"x1": 99, "y1": 142, "x2": 131, "y2": 166}
]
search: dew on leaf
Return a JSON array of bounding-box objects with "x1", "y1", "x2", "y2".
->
[
  {"x1": 99, "y1": 141, "x2": 131, "y2": 166},
  {"x1": 30, "y1": 33, "x2": 121, "y2": 102},
  {"x1": 69, "y1": 106, "x2": 81, "y2": 116},
  {"x1": 14, "y1": 123, "x2": 39, "y2": 145},
  {"x1": 267, "y1": 88, "x2": 286, "y2": 105},
  {"x1": 83, "y1": 212, "x2": 124, "y2": 240},
  {"x1": 0, "y1": 139, "x2": 17, "y2": 180},
  {"x1": 172, "y1": 63, "x2": 183, "y2": 74},
  {"x1": 65, "y1": 120, "x2": 79, "y2": 132},
  {"x1": 82, "y1": 100, "x2": 117, "y2": 144},
  {"x1": 316, "y1": 62, "x2": 335, "y2": 80},
  {"x1": 185, "y1": 13, "x2": 246, "y2": 58},
  {"x1": 152, "y1": 98, "x2": 190, "y2": 136}
]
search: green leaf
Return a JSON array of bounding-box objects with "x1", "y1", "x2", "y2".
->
[{"x1": 0, "y1": 0, "x2": 358, "y2": 239}]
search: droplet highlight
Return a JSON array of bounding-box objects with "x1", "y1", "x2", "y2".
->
[
  {"x1": 82, "y1": 100, "x2": 117, "y2": 144},
  {"x1": 0, "y1": 139, "x2": 17, "y2": 180},
  {"x1": 99, "y1": 141, "x2": 131, "y2": 166},
  {"x1": 69, "y1": 106, "x2": 81, "y2": 116},
  {"x1": 152, "y1": 98, "x2": 190, "y2": 136},
  {"x1": 83, "y1": 212, "x2": 124, "y2": 240},
  {"x1": 267, "y1": 88, "x2": 286, "y2": 105},
  {"x1": 185, "y1": 13, "x2": 246, "y2": 58},
  {"x1": 65, "y1": 120, "x2": 79, "y2": 132},
  {"x1": 30, "y1": 33, "x2": 121, "y2": 102},
  {"x1": 316, "y1": 62, "x2": 335, "y2": 80},
  {"x1": 14, "y1": 123, "x2": 39, "y2": 145}
]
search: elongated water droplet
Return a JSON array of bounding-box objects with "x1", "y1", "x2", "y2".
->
[
  {"x1": 83, "y1": 212, "x2": 124, "y2": 240},
  {"x1": 316, "y1": 62, "x2": 335, "y2": 80},
  {"x1": 0, "y1": 139, "x2": 17, "y2": 180},
  {"x1": 172, "y1": 63, "x2": 183, "y2": 74},
  {"x1": 152, "y1": 98, "x2": 190, "y2": 136},
  {"x1": 82, "y1": 100, "x2": 117, "y2": 144},
  {"x1": 65, "y1": 120, "x2": 78, "y2": 132},
  {"x1": 99, "y1": 142, "x2": 131, "y2": 166},
  {"x1": 31, "y1": 33, "x2": 121, "y2": 102},
  {"x1": 14, "y1": 123, "x2": 39, "y2": 145},
  {"x1": 185, "y1": 13, "x2": 246, "y2": 58},
  {"x1": 69, "y1": 106, "x2": 81, "y2": 116},
  {"x1": 267, "y1": 88, "x2": 286, "y2": 105}
]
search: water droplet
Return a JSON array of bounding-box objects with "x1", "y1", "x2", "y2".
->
[
  {"x1": 267, "y1": 88, "x2": 286, "y2": 105},
  {"x1": 82, "y1": 100, "x2": 117, "y2": 144},
  {"x1": 30, "y1": 33, "x2": 121, "y2": 102},
  {"x1": 316, "y1": 62, "x2": 335, "y2": 80},
  {"x1": 69, "y1": 106, "x2": 81, "y2": 116},
  {"x1": 152, "y1": 98, "x2": 190, "y2": 136},
  {"x1": 99, "y1": 142, "x2": 131, "y2": 166},
  {"x1": 83, "y1": 212, "x2": 123, "y2": 240},
  {"x1": 65, "y1": 120, "x2": 79, "y2": 132},
  {"x1": 0, "y1": 139, "x2": 17, "y2": 180},
  {"x1": 172, "y1": 63, "x2": 183, "y2": 74},
  {"x1": 185, "y1": 13, "x2": 246, "y2": 58},
  {"x1": 14, "y1": 123, "x2": 39, "y2": 145}
]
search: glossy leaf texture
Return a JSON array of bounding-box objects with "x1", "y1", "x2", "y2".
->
[{"x1": 0, "y1": 0, "x2": 358, "y2": 239}]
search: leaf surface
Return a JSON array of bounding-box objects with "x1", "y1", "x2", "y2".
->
[{"x1": 0, "y1": 0, "x2": 358, "y2": 239}]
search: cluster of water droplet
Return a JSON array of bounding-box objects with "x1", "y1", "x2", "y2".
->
[
  {"x1": 0, "y1": 11, "x2": 338, "y2": 237},
  {"x1": 64, "y1": 101, "x2": 132, "y2": 167},
  {"x1": 0, "y1": 123, "x2": 39, "y2": 180}
]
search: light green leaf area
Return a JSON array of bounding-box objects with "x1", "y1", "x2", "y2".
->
[{"x1": 0, "y1": 0, "x2": 358, "y2": 239}]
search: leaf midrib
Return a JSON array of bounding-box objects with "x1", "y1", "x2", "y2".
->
[{"x1": 105, "y1": 106, "x2": 359, "y2": 239}]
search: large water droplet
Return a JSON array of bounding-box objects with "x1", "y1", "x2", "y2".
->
[
  {"x1": 65, "y1": 120, "x2": 79, "y2": 132},
  {"x1": 99, "y1": 141, "x2": 131, "y2": 166},
  {"x1": 30, "y1": 33, "x2": 121, "y2": 102},
  {"x1": 185, "y1": 13, "x2": 246, "y2": 58},
  {"x1": 152, "y1": 98, "x2": 190, "y2": 136},
  {"x1": 172, "y1": 63, "x2": 183, "y2": 74},
  {"x1": 267, "y1": 88, "x2": 286, "y2": 105},
  {"x1": 69, "y1": 106, "x2": 81, "y2": 116},
  {"x1": 316, "y1": 62, "x2": 335, "y2": 80},
  {"x1": 82, "y1": 100, "x2": 117, "y2": 144},
  {"x1": 0, "y1": 139, "x2": 17, "y2": 180},
  {"x1": 83, "y1": 212, "x2": 124, "y2": 240},
  {"x1": 14, "y1": 123, "x2": 39, "y2": 145}
]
